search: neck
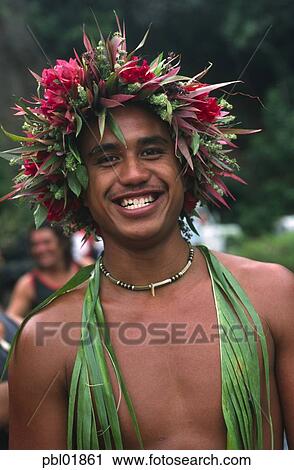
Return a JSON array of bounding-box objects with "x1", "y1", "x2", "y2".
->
[{"x1": 101, "y1": 229, "x2": 189, "y2": 285}]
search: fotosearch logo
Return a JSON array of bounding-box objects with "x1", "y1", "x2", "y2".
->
[{"x1": 35, "y1": 321, "x2": 258, "y2": 347}]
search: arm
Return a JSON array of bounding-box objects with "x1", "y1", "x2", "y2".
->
[
  {"x1": 267, "y1": 265, "x2": 294, "y2": 449},
  {"x1": 6, "y1": 274, "x2": 34, "y2": 323},
  {"x1": 8, "y1": 314, "x2": 68, "y2": 449},
  {"x1": 213, "y1": 251, "x2": 294, "y2": 448},
  {"x1": 0, "y1": 381, "x2": 9, "y2": 428}
]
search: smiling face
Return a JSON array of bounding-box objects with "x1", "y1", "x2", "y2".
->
[
  {"x1": 30, "y1": 227, "x2": 65, "y2": 269},
  {"x1": 79, "y1": 104, "x2": 185, "y2": 247}
]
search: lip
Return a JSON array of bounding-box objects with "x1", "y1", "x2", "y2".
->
[
  {"x1": 110, "y1": 189, "x2": 164, "y2": 204},
  {"x1": 113, "y1": 192, "x2": 166, "y2": 218}
]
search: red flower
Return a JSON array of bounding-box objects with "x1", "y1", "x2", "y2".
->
[
  {"x1": 119, "y1": 57, "x2": 155, "y2": 84},
  {"x1": 183, "y1": 191, "x2": 198, "y2": 213},
  {"x1": 39, "y1": 58, "x2": 84, "y2": 132},
  {"x1": 185, "y1": 82, "x2": 208, "y2": 94},
  {"x1": 23, "y1": 151, "x2": 48, "y2": 176},
  {"x1": 24, "y1": 159, "x2": 38, "y2": 176},
  {"x1": 39, "y1": 99, "x2": 75, "y2": 133},
  {"x1": 185, "y1": 82, "x2": 221, "y2": 123},
  {"x1": 41, "y1": 58, "x2": 84, "y2": 92},
  {"x1": 37, "y1": 189, "x2": 82, "y2": 223},
  {"x1": 43, "y1": 198, "x2": 65, "y2": 222},
  {"x1": 196, "y1": 97, "x2": 221, "y2": 123}
]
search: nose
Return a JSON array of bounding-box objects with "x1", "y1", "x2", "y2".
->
[
  {"x1": 32, "y1": 242, "x2": 50, "y2": 257},
  {"x1": 117, "y1": 154, "x2": 151, "y2": 186}
]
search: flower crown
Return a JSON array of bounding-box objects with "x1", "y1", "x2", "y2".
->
[{"x1": 0, "y1": 18, "x2": 254, "y2": 236}]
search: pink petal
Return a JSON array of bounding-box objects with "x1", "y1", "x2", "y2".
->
[
  {"x1": 206, "y1": 185, "x2": 230, "y2": 208},
  {"x1": 110, "y1": 94, "x2": 135, "y2": 102},
  {"x1": 221, "y1": 172, "x2": 247, "y2": 184},
  {"x1": 177, "y1": 137, "x2": 193, "y2": 169},
  {"x1": 189, "y1": 81, "x2": 238, "y2": 98},
  {"x1": 100, "y1": 98, "x2": 124, "y2": 108},
  {"x1": 83, "y1": 32, "x2": 93, "y2": 53}
]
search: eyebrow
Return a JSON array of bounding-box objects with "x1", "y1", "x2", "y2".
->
[
  {"x1": 137, "y1": 135, "x2": 170, "y2": 146},
  {"x1": 88, "y1": 135, "x2": 170, "y2": 157},
  {"x1": 88, "y1": 142, "x2": 119, "y2": 157}
]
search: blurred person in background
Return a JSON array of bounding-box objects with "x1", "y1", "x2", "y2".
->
[
  {"x1": 71, "y1": 228, "x2": 104, "y2": 266},
  {"x1": 6, "y1": 223, "x2": 80, "y2": 323}
]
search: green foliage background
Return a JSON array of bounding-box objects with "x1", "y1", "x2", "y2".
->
[
  {"x1": 0, "y1": 0, "x2": 293, "y2": 249},
  {"x1": 230, "y1": 232, "x2": 294, "y2": 272}
]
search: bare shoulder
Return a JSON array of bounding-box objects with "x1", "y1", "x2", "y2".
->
[
  {"x1": 211, "y1": 250, "x2": 294, "y2": 341},
  {"x1": 11, "y1": 272, "x2": 35, "y2": 296},
  {"x1": 17, "y1": 282, "x2": 86, "y2": 332},
  {"x1": 6, "y1": 273, "x2": 37, "y2": 321},
  {"x1": 8, "y1": 284, "x2": 87, "y2": 449},
  {"x1": 16, "y1": 272, "x2": 34, "y2": 288},
  {"x1": 11, "y1": 283, "x2": 86, "y2": 381}
]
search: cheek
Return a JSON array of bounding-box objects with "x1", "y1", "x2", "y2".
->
[
  {"x1": 84, "y1": 172, "x2": 106, "y2": 216},
  {"x1": 174, "y1": 184, "x2": 185, "y2": 213},
  {"x1": 167, "y1": 165, "x2": 185, "y2": 211},
  {"x1": 163, "y1": 161, "x2": 185, "y2": 196},
  {"x1": 46, "y1": 242, "x2": 59, "y2": 253},
  {"x1": 83, "y1": 167, "x2": 100, "y2": 207}
]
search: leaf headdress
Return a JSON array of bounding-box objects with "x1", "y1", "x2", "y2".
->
[{"x1": 0, "y1": 17, "x2": 256, "y2": 235}]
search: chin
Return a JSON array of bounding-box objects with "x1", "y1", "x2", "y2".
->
[
  {"x1": 111, "y1": 218, "x2": 176, "y2": 247},
  {"x1": 37, "y1": 259, "x2": 57, "y2": 269}
]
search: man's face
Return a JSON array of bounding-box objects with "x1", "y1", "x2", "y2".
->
[
  {"x1": 30, "y1": 228, "x2": 63, "y2": 269},
  {"x1": 80, "y1": 105, "x2": 185, "y2": 246}
]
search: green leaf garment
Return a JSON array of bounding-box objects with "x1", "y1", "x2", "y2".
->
[{"x1": 2, "y1": 245, "x2": 274, "y2": 449}]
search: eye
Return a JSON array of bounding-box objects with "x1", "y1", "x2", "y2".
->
[
  {"x1": 95, "y1": 155, "x2": 120, "y2": 166},
  {"x1": 141, "y1": 147, "x2": 165, "y2": 158}
]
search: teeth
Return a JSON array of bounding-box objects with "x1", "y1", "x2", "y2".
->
[
  {"x1": 121, "y1": 198, "x2": 129, "y2": 207},
  {"x1": 118, "y1": 194, "x2": 157, "y2": 208},
  {"x1": 125, "y1": 202, "x2": 149, "y2": 210}
]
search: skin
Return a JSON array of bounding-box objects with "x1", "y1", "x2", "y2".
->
[
  {"x1": 0, "y1": 322, "x2": 9, "y2": 429},
  {"x1": 8, "y1": 105, "x2": 294, "y2": 449},
  {"x1": 0, "y1": 382, "x2": 9, "y2": 429},
  {"x1": 6, "y1": 228, "x2": 78, "y2": 323}
]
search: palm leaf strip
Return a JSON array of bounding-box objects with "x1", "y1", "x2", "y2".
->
[
  {"x1": 198, "y1": 245, "x2": 274, "y2": 449},
  {"x1": 68, "y1": 260, "x2": 143, "y2": 449},
  {"x1": 1, "y1": 245, "x2": 273, "y2": 450}
]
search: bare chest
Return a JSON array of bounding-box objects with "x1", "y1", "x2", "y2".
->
[
  {"x1": 65, "y1": 276, "x2": 281, "y2": 449},
  {"x1": 95, "y1": 281, "x2": 227, "y2": 449}
]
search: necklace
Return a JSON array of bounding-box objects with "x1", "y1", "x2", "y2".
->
[{"x1": 99, "y1": 244, "x2": 194, "y2": 296}]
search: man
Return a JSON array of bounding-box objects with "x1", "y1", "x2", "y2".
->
[
  {"x1": 1, "y1": 23, "x2": 293, "y2": 450},
  {"x1": 6, "y1": 224, "x2": 80, "y2": 323}
]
